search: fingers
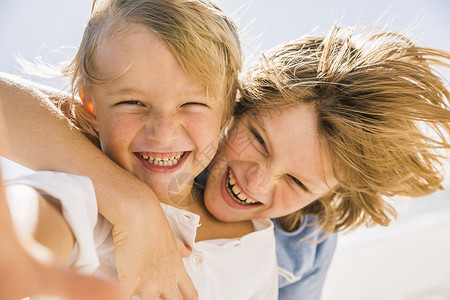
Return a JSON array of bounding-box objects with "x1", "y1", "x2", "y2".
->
[
  {"x1": 153, "y1": 284, "x2": 183, "y2": 300},
  {"x1": 132, "y1": 281, "x2": 198, "y2": 300},
  {"x1": 119, "y1": 268, "x2": 198, "y2": 300},
  {"x1": 177, "y1": 274, "x2": 199, "y2": 300},
  {"x1": 113, "y1": 224, "x2": 198, "y2": 300},
  {"x1": 132, "y1": 274, "x2": 199, "y2": 300},
  {"x1": 122, "y1": 274, "x2": 192, "y2": 300},
  {"x1": 175, "y1": 238, "x2": 192, "y2": 258}
]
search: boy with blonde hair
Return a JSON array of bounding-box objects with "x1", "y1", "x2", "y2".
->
[
  {"x1": 2, "y1": 0, "x2": 279, "y2": 299},
  {"x1": 2, "y1": 20, "x2": 450, "y2": 300}
]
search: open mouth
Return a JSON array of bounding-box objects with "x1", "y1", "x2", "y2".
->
[
  {"x1": 137, "y1": 152, "x2": 186, "y2": 167},
  {"x1": 226, "y1": 168, "x2": 261, "y2": 206}
]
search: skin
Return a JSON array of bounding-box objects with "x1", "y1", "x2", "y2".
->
[
  {"x1": 205, "y1": 103, "x2": 337, "y2": 222},
  {"x1": 0, "y1": 106, "x2": 122, "y2": 300},
  {"x1": 1, "y1": 63, "x2": 198, "y2": 299},
  {"x1": 0, "y1": 59, "x2": 337, "y2": 300},
  {"x1": 83, "y1": 24, "x2": 225, "y2": 205},
  {"x1": 0, "y1": 175, "x2": 123, "y2": 300},
  {"x1": 0, "y1": 23, "x2": 242, "y2": 299},
  {"x1": 5, "y1": 184, "x2": 75, "y2": 265},
  {"x1": 3, "y1": 102, "x2": 336, "y2": 299},
  {"x1": 83, "y1": 24, "x2": 254, "y2": 242},
  {"x1": 0, "y1": 27, "x2": 335, "y2": 300}
]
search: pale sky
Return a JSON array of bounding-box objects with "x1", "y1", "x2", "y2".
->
[
  {"x1": 1, "y1": 0, "x2": 449, "y2": 183},
  {"x1": 1, "y1": 0, "x2": 449, "y2": 87}
]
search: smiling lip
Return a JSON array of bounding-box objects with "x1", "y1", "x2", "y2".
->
[
  {"x1": 135, "y1": 151, "x2": 190, "y2": 173},
  {"x1": 220, "y1": 167, "x2": 262, "y2": 209}
]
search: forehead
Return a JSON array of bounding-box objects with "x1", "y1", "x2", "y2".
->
[
  {"x1": 92, "y1": 23, "x2": 225, "y2": 99},
  {"x1": 94, "y1": 24, "x2": 170, "y2": 78},
  {"x1": 91, "y1": 25, "x2": 206, "y2": 94},
  {"x1": 249, "y1": 104, "x2": 336, "y2": 193}
]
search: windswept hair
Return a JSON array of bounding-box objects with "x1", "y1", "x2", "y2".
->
[
  {"x1": 237, "y1": 26, "x2": 450, "y2": 233},
  {"x1": 63, "y1": 0, "x2": 242, "y2": 142}
]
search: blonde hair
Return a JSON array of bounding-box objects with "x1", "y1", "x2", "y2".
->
[
  {"x1": 237, "y1": 26, "x2": 450, "y2": 233},
  {"x1": 63, "y1": 0, "x2": 242, "y2": 142}
]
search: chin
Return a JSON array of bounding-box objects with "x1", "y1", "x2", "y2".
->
[{"x1": 205, "y1": 201, "x2": 236, "y2": 222}]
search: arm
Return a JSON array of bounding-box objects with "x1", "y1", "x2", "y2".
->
[
  {"x1": 0, "y1": 116, "x2": 121, "y2": 300},
  {"x1": 0, "y1": 73, "x2": 158, "y2": 226},
  {"x1": 5, "y1": 184, "x2": 75, "y2": 265},
  {"x1": 0, "y1": 176, "x2": 122, "y2": 300},
  {"x1": 0, "y1": 73, "x2": 197, "y2": 299}
]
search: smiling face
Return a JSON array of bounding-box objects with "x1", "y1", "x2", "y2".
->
[
  {"x1": 204, "y1": 103, "x2": 337, "y2": 222},
  {"x1": 82, "y1": 24, "x2": 224, "y2": 201}
]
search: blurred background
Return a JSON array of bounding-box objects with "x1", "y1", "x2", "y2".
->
[{"x1": 1, "y1": 1, "x2": 449, "y2": 299}]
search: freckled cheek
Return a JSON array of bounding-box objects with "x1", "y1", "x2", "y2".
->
[
  {"x1": 223, "y1": 131, "x2": 254, "y2": 160},
  {"x1": 202, "y1": 112, "x2": 221, "y2": 128},
  {"x1": 99, "y1": 120, "x2": 138, "y2": 154},
  {"x1": 186, "y1": 115, "x2": 221, "y2": 145}
]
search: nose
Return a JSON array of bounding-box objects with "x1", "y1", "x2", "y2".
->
[
  {"x1": 245, "y1": 163, "x2": 276, "y2": 194},
  {"x1": 144, "y1": 113, "x2": 179, "y2": 144}
]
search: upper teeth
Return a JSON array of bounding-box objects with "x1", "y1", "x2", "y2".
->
[
  {"x1": 227, "y1": 169, "x2": 259, "y2": 205},
  {"x1": 140, "y1": 153, "x2": 183, "y2": 166}
]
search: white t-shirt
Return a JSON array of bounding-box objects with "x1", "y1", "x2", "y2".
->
[{"x1": 6, "y1": 171, "x2": 279, "y2": 300}]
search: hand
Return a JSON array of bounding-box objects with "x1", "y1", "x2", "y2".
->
[
  {"x1": 0, "y1": 80, "x2": 196, "y2": 299},
  {"x1": 0, "y1": 169, "x2": 123, "y2": 300},
  {"x1": 112, "y1": 211, "x2": 198, "y2": 300}
]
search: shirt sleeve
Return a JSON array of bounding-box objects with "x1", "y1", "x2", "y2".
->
[
  {"x1": 274, "y1": 217, "x2": 337, "y2": 300},
  {"x1": 278, "y1": 234, "x2": 337, "y2": 300},
  {"x1": 5, "y1": 171, "x2": 100, "y2": 273}
]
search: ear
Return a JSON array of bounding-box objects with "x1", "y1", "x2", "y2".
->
[{"x1": 78, "y1": 89, "x2": 99, "y2": 131}]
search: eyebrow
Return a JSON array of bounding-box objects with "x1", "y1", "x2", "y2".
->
[
  {"x1": 106, "y1": 86, "x2": 209, "y2": 99},
  {"x1": 106, "y1": 87, "x2": 145, "y2": 97}
]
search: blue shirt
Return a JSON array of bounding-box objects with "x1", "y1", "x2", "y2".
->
[{"x1": 274, "y1": 216, "x2": 337, "y2": 300}]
